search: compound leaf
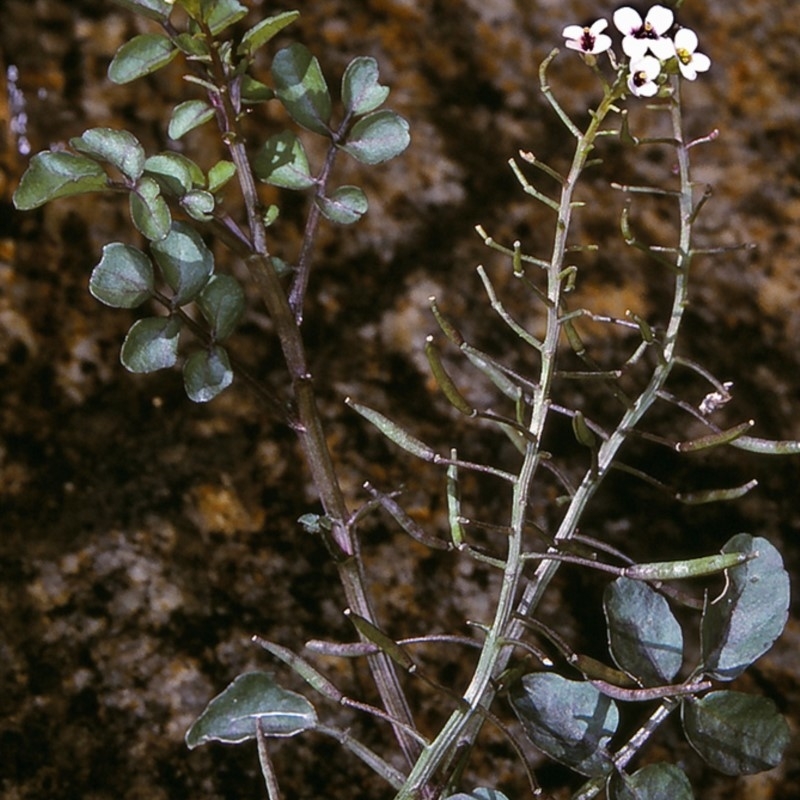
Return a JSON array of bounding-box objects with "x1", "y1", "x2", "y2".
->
[
  {"x1": 151, "y1": 221, "x2": 214, "y2": 305},
  {"x1": 342, "y1": 57, "x2": 390, "y2": 116},
  {"x1": 185, "y1": 671, "x2": 317, "y2": 747},
  {"x1": 237, "y1": 10, "x2": 300, "y2": 57},
  {"x1": 181, "y1": 189, "x2": 216, "y2": 221},
  {"x1": 168, "y1": 99, "x2": 216, "y2": 140},
  {"x1": 108, "y1": 33, "x2": 178, "y2": 84},
  {"x1": 510, "y1": 672, "x2": 618, "y2": 777},
  {"x1": 129, "y1": 176, "x2": 171, "y2": 241},
  {"x1": 682, "y1": 690, "x2": 790, "y2": 775},
  {"x1": 315, "y1": 185, "x2": 368, "y2": 225},
  {"x1": 604, "y1": 577, "x2": 683, "y2": 686},
  {"x1": 110, "y1": 0, "x2": 173, "y2": 22},
  {"x1": 13, "y1": 151, "x2": 108, "y2": 210},
  {"x1": 254, "y1": 130, "x2": 315, "y2": 190},
  {"x1": 120, "y1": 316, "x2": 181, "y2": 372},
  {"x1": 272, "y1": 43, "x2": 332, "y2": 136},
  {"x1": 207, "y1": 159, "x2": 236, "y2": 193},
  {"x1": 144, "y1": 152, "x2": 205, "y2": 196},
  {"x1": 90, "y1": 243, "x2": 154, "y2": 308},
  {"x1": 197, "y1": 274, "x2": 245, "y2": 340},
  {"x1": 70, "y1": 127, "x2": 145, "y2": 182},
  {"x1": 183, "y1": 345, "x2": 234, "y2": 402},
  {"x1": 339, "y1": 109, "x2": 410, "y2": 165},
  {"x1": 608, "y1": 763, "x2": 693, "y2": 800},
  {"x1": 701, "y1": 534, "x2": 789, "y2": 681},
  {"x1": 204, "y1": 0, "x2": 248, "y2": 35}
]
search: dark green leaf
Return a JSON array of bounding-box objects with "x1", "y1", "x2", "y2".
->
[
  {"x1": 129, "y1": 176, "x2": 171, "y2": 241},
  {"x1": 181, "y1": 189, "x2": 216, "y2": 221},
  {"x1": 272, "y1": 43, "x2": 332, "y2": 136},
  {"x1": 207, "y1": 160, "x2": 236, "y2": 193},
  {"x1": 90, "y1": 243, "x2": 154, "y2": 308},
  {"x1": 168, "y1": 99, "x2": 216, "y2": 140},
  {"x1": 174, "y1": 32, "x2": 210, "y2": 58},
  {"x1": 342, "y1": 57, "x2": 390, "y2": 116},
  {"x1": 682, "y1": 691, "x2": 790, "y2": 775},
  {"x1": 108, "y1": 33, "x2": 178, "y2": 84},
  {"x1": 604, "y1": 577, "x2": 683, "y2": 686},
  {"x1": 183, "y1": 346, "x2": 234, "y2": 402},
  {"x1": 510, "y1": 673, "x2": 618, "y2": 777},
  {"x1": 151, "y1": 221, "x2": 214, "y2": 305},
  {"x1": 13, "y1": 151, "x2": 108, "y2": 210},
  {"x1": 254, "y1": 130, "x2": 315, "y2": 190},
  {"x1": 120, "y1": 316, "x2": 181, "y2": 372},
  {"x1": 110, "y1": 0, "x2": 172, "y2": 22},
  {"x1": 237, "y1": 10, "x2": 300, "y2": 57},
  {"x1": 204, "y1": 0, "x2": 248, "y2": 35},
  {"x1": 701, "y1": 534, "x2": 789, "y2": 681},
  {"x1": 315, "y1": 185, "x2": 368, "y2": 224},
  {"x1": 197, "y1": 274, "x2": 245, "y2": 340},
  {"x1": 240, "y1": 75, "x2": 275, "y2": 104},
  {"x1": 339, "y1": 109, "x2": 410, "y2": 165},
  {"x1": 608, "y1": 763, "x2": 694, "y2": 800},
  {"x1": 70, "y1": 128, "x2": 145, "y2": 181},
  {"x1": 144, "y1": 152, "x2": 205, "y2": 196},
  {"x1": 185, "y1": 671, "x2": 317, "y2": 747}
]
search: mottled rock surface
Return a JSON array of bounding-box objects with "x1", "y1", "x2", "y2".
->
[{"x1": 1, "y1": 1, "x2": 799, "y2": 798}]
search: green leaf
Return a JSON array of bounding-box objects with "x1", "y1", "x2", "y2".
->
[
  {"x1": 237, "y1": 10, "x2": 300, "y2": 57},
  {"x1": 197, "y1": 274, "x2": 245, "y2": 340},
  {"x1": 342, "y1": 57, "x2": 390, "y2": 116},
  {"x1": 174, "y1": 32, "x2": 210, "y2": 58},
  {"x1": 108, "y1": 33, "x2": 178, "y2": 84},
  {"x1": 510, "y1": 673, "x2": 618, "y2": 777},
  {"x1": 204, "y1": 0, "x2": 248, "y2": 36},
  {"x1": 120, "y1": 316, "x2": 181, "y2": 372},
  {"x1": 183, "y1": 346, "x2": 234, "y2": 402},
  {"x1": 701, "y1": 534, "x2": 790, "y2": 681},
  {"x1": 185, "y1": 671, "x2": 317, "y2": 747},
  {"x1": 315, "y1": 185, "x2": 368, "y2": 225},
  {"x1": 13, "y1": 151, "x2": 108, "y2": 210},
  {"x1": 90, "y1": 243, "x2": 154, "y2": 308},
  {"x1": 339, "y1": 109, "x2": 410, "y2": 165},
  {"x1": 253, "y1": 130, "x2": 315, "y2": 190},
  {"x1": 682, "y1": 691, "x2": 790, "y2": 775},
  {"x1": 168, "y1": 99, "x2": 216, "y2": 140},
  {"x1": 70, "y1": 128, "x2": 145, "y2": 182},
  {"x1": 144, "y1": 152, "x2": 205, "y2": 196},
  {"x1": 110, "y1": 0, "x2": 173, "y2": 22},
  {"x1": 445, "y1": 791, "x2": 511, "y2": 800},
  {"x1": 181, "y1": 189, "x2": 216, "y2": 221},
  {"x1": 129, "y1": 176, "x2": 171, "y2": 241},
  {"x1": 608, "y1": 763, "x2": 694, "y2": 800},
  {"x1": 151, "y1": 221, "x2": 214, "y2": 305},
  {"x1": 272, "y1": 43, "x2": 332, "y2": 136},
  {"x1": 240, "y1": 75, "x2": 275, "y2": 104},
  {"x1": 207, "y1": 160, "x2": 236, "y2": 193},
  {"x1": 603, "y1": 577, "x2": 683, "y2": 686}
]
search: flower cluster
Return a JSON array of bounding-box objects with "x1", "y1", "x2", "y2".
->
[{"x1": 562, "y1": 4, "x2": 710, "y2": 97}]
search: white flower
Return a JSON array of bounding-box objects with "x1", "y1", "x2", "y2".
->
[
  {"x1": 673, "y1": 28, "x2": 711, "y2": 80},
  {"x1": 562, "y1": 19, "x2": 613, "y2": 55},
  {"x1": 614, "y1": 5, "x2": 675, "y2": 60},
  {"x1": 627, "y1": 55, "x2": 662, "y2": 97}
]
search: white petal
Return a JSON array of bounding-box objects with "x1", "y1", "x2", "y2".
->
[
  {"x1": 562, "y1": 25, "x2": 584, "y2": 39},
  {"x1": 622, "y1": 37, "x2": 649, "y2": 59},
  {"x1": 591, "y1": 34, "x2": 613, "y2": 54},
  {"x1": 589, "y1": 18, "x2": 609, "y2": 35},
  {"x1": 636, "y1": 81, "x2": 659, "y2": 97},
  {"x1": 564, "y1": 39, "x2": 585, "y2": 52},
  {"x1": 649, "y1": 37, "x2": 676, "y2": 60},
  {"x1": 613, "y1": 7, "x2": 643, "y2": 34},
  {"x1": 641, "y1": 55, "x2": 662, "y2": 79},
  {"x1": 678, "y1": 62, "x2": 697, "y2": 80},
  {"x1": 691, "y1": 52, "x2": 711, "y2": 73},
  {"x1": 646, "y1": 5, "x2": 674, "y2": 34},
  {"x1": 674, "y1": 27, "x2": 699, "y2": 52}
]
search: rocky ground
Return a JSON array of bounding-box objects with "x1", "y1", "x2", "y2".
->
[{"x1": 1, "y1": 1, "x2": 799, "y2": 798}]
